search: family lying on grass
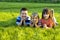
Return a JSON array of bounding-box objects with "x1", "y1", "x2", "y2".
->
[{"x1": 16, "y1": 8, "x2": 58, "y2": 29}]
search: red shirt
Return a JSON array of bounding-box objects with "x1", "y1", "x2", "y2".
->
[{"x1": 41, "y1": 18, "x2": 54, "y2": 27}]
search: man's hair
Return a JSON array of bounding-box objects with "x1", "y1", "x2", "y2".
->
[{"x1": 20, "y1": 8, "x2": 27, "y2": 12}]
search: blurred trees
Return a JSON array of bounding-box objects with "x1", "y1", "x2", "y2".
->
[{"x1": 0, "y1": 0, "x2": 60, "y2": 3}]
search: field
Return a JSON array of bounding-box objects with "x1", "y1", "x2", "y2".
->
[{"x1": 0, "y1": 2, "x2": 60, "y2": 40}]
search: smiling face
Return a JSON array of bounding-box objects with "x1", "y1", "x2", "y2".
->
[
  {"x1": 43, "y1": 13, "x2": 49, "y2": 19},
  {"x1": 31, "y1": 15, "x2": 39, "y2": 23},
  {"x1": 42, "y1": 8, "x2": 51, "y2": 20},
  {"x1": 21, "y1": 10, "x2": 28, "y2": 19}
]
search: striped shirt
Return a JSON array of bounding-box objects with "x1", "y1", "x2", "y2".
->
[{"x1": 16, "y1": 16, "x2": 30, "y2": 25}]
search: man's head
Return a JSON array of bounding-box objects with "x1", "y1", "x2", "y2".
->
[{"x1": 20, "y1": 8, "x2": 28, "y2": 19}]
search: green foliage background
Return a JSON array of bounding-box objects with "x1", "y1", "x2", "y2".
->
[
  {"x1": 0, "y1": 2, "x2": 60, "y2": 40},
  {"x1": 0, "y1": 0, "x2": 60, "y2": 3}
]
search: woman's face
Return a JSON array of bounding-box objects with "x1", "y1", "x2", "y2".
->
[
  {"x1": 32, "y1": 16, "x2": 39, "y2": 23},
  {"x1": 43, "y1": 13, "x2": 49, "y2": 19}
]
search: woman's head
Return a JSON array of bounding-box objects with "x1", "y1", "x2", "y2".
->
[
  {"x1": 31, "y1": 12, "x2": 39, "y2": 23},
  {"x1": 42, "y1": 8, "x2": 51, "y2": 19}
]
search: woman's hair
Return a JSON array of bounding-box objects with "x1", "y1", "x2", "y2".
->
[
  {"x1": 31, "y1": 12, "x2": 39, "y2": 19},
  {"x1": 42, "y1": 8, "x2": 52, "y2": 19}
]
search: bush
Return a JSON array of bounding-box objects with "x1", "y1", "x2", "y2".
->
[{"x1": 0, "y1": 0, "x2": 60, "y2": 3}]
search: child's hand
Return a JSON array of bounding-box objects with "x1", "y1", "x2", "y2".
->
[
  {"x1": 35, "y1": 20, "x2": 38, "y2": 24},
  {"x1": 18, "y1": 19, "x2": 23, "y2": 26},
  {"x1": 44, "y1": 24, "x2": 47, "y2": 27},
  {"x1": 21, "y1": 18, "x2": 26, "y2": 22},
  {"x1": 43, "y1": 24, "x2": 50, "y2": 29},
  {"x1": 43, "y1": 24, "x2": 47, "y2": 28},
  {"x1": 22, "y1": 16, "x2": 26, "y2": 20},
  {"x1": 35, "y1": 23, "x2": 40, "y2": 28},
  {"x1": 21, "y1": 16, "x2": 26, "y2": 20},
  {"x1": 30, "y1": 21, "x2": 34, "y2": 27}
]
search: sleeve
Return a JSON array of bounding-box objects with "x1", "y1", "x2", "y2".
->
[
  {"x1": 16, "y1": 16, "x2": 21, "y2": 25},
  {"x1": 25, "y1": 16, "x2": 31, "y2": 25}
]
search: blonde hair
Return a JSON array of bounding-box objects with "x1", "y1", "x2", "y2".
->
[
  {"x1": 31, "y1": 12, "x2": 39, "y2": 19},
  {"x1": 50, "y1": 9, "x2": 54, "y2": 17}
]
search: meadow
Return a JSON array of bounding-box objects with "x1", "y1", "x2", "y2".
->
[{"x1": 0, "y1": 2, "x2": 60, "y2": 40}]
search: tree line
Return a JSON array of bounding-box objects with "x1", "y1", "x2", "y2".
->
[{"x1": 0, "y1": 0, "x2": 60, "y2": 3}]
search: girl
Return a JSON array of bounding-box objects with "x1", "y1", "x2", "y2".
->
[
  {"x1": 41, "y1": 8, "x2": 55, "y2": 29},
  {"x1": 30, "y1": 12, "x2": 41, "y2": 28},
  {"x1": 50, "y1": 9, "x2": 58, "y2": 25}
]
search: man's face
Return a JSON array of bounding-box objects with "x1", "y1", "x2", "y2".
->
[{"x1": 21, "y1": 10, "x2": 28, "y2": 19}]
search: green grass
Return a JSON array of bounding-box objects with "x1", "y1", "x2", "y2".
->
[{"x1": 0, "y1": 2, "x2": 60, "y2": 40}]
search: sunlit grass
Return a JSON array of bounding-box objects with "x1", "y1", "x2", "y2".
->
[
  {"x1": 0, "y1": 12, "x2": 60, "y2": 40},
  {"x1": 0, "y1": 2, "x2": 60, "y2": 40}
]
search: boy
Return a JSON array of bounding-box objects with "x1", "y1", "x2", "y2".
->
[{"x1": 16, "y1": 8, "x2": 30, "y2": 26}]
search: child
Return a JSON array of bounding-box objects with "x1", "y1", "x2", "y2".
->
[
  {"x1": 41, "y1": 8, "x2": 55, "y2": 29},
  {"x1": 30, "y1": 12, "x2": 41, "y2": 28},
  {"x1": 16, "y1": 8, "x2": 30, "y2": 26},
  {"x1": 50, "y1": 9, "x2": 58, "y2": 25}
]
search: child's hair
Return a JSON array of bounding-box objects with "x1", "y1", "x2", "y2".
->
[
  {"x1": 42, "y1": 8, "x2": 52, "y2": 19},
  {"x1": 31, "y1": 12, "x2": 39, "y2": 19},
  {"x1": 20, "y1": 8, "x2": 27, "y2": 12},
  {"x1": 50, "y1": 9, "x2": 54, "y2": 17}
]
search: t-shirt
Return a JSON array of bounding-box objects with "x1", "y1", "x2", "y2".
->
[
  {"x1": 16, "y1": 16, "x2": 30, "y2": 25},
  {"x1": 41, "y1": 18, "x2": 54, "y2": 27}
]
